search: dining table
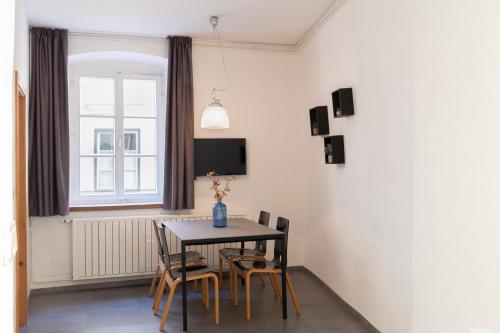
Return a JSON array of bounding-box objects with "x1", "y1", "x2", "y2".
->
[{"x1": 163, "y1": 217, "x2": 288, "y2": 331}]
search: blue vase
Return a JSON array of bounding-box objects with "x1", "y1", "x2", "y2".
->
[{"x1": 212, "y1": 201, "x2": 227, "y2": 228}]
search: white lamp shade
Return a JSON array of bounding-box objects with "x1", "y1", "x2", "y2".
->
[{"x1": 200, "y1": 100, "x2": 229, "y2": 129}]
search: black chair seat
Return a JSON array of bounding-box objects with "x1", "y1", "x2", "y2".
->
[
  {"x1": 219, "y1": 248, "x2": 263, "y2": 259},
  {"x1": 169, "y1": 251, "x2": 205, "y2": 263},
  {"x1": 170, "y1": 265, "x2": 217, "y2": 279},
  {"x1": 234, "y1": 259, "x2": 281, "y2": 271}
]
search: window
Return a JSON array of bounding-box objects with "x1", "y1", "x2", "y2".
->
[{"x1": 70, "y1": 71, "x2": 164, "y2": 206}]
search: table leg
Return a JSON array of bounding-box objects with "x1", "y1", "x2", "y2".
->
[
  {"x1": 182, "y1": 243, "x2": 187, "y2": 331},
  {"x1": 281, "y1": 235, "x2": 288, "y2": 319},
  {"x1": 240, "y1": 241, "x2": 245, "y2": 286}
]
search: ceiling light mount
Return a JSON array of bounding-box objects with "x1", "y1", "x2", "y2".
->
[{"x1": 210, "y1": 16, "x2": 219, "y2": 28}]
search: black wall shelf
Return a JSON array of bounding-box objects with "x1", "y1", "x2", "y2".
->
[
  {"x1": 309, "y1": 106, "x2": 329, "y2": 136},
  {"x1": 324, "y1": 135, "x2": 345, "y2": 164},
  {"x1": 332, "y1": 88, "x2": 354, "y2": 118}
]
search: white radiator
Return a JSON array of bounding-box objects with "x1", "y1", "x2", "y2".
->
[{"x1": 72, "y1": 213, "x2": 246, "y2": 280}]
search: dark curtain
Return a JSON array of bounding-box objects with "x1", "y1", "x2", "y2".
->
[
  {"x1": 28, "y1": 27, "x2": 69, "y2": 216},
  {"x1": 163, "y1": 36, "x2": 195, "y2": 210}
]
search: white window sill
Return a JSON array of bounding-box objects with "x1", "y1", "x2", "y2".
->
[{"x1": 69, "y1": 203, "x2": 163, "y2": 212}]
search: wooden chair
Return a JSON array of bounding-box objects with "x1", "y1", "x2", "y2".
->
[
  {"x1": 154, "y1": 222, "x2": 220, "y2": 331},
  {"x1": 218, "y1": 211, "x2": 270, "y2": 299},
  {"x1": 231, "y1": 217, "x2": 301, "y2": 320},
  {"x1": 149, "y1": 219, "x2": 205, "y2": 304}
]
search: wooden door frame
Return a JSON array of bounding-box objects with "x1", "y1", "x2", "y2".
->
[{"x1": 14, "y1": 70, "x2": 28, "y2": 329}]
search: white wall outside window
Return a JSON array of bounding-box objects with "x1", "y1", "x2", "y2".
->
[{"x1": 69, "y1": 64, "x2": 165, "y2": 206}]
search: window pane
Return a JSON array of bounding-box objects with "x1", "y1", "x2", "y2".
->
[
  {"x1": 80, "y1": 157, "x2": 95, "y2": 193},
  {"x1": 80, "y1": 157, "x2": 115, "y2": 194},
  {"x1": 124, "y1": 131, "x2": 138, "y2": 154},
  {"x1": 98, "y1": 171, "x2": 114, "y2": 190},
  {"x1": 139, "y1": 157, "x2": 157, "y2": 192},
  {"x1": 123, "y1": 79, "x2": 156, "y2": 117},
  {"x1": 124, "y1": 157, "x2": 139, "y2": 191},
  {"x1": 97, "y1": 131, "x2": 114, "y2": 153},
  {"x1": 124, "y1": 156, "x2": 157, "y2": 194},
  {"x1": 124, "y1": 118, "x2": 156, "y2": 155},
  {"x1": 80, "y1": 77, "x2": 115, "y2": 116},
  {"x1": 80, "y1": 118, "x2": 114, "y2": 155}
]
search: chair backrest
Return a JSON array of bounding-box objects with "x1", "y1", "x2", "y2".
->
[
  {"x1": 272, "y1": 217, "x2": 289, "y2": 263},
  {"x1": 254, "y1": 211, "x2": 271, "y2": 254},
  {"x1": 152, "y1": 219, "x2": 164, "y2": 261},
  {"x1": 156, "y1": 221, "x2": 172, "y2": 274}
]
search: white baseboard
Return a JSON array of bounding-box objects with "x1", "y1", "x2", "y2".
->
[{"x1": 31, "y1": 273, "x2": 153, "y2": 290}]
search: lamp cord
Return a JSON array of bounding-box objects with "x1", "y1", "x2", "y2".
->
[{"x1": 211, "y1": 26, "x2": 231, "y2": 98}]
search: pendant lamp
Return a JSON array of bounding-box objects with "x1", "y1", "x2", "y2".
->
[{"x1": 201, "y1": 16, "x2": 230, "y2": 129}]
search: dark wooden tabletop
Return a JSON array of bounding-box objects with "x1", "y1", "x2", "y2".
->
[{"x1": 163, "y1": 218, "x2": 283, "y2": 243}]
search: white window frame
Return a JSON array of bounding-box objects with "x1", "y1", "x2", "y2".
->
[{"x1": 69, "y1": 68, "x2": 165, "y2": 206}]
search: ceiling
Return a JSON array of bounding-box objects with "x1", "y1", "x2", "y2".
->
[{"x1": 24, "y1": 0, "x2": 337, "y2": 46}]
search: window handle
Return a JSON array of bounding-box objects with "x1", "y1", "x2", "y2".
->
[{"x1": 118, "y1": 139, "x2": 123, "y2": 148}]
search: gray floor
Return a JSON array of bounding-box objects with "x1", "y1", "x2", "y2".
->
[{"x1": 22, "y1": 270, "x2": 378, "y2": 333}]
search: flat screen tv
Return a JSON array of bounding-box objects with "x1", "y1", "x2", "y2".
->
[{"x1": 194, "y1": 138, "x2": 246, "y2": 177}]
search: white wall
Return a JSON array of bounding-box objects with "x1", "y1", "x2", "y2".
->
[
  {"x1": 192, "y1": 45, "x2": 307, "y2": 265},
  {"x1": 298, "y1": 0, "x2": 413, "y2": 332},
  {"x1": 299, "y1": 1, "x2": 500, "y2": 332},
  {"x1": 14, "y1": 0, "x2": 29, "y2": 88},
  {"x1": 412, "y1": 1, "x2": 500, "y2": 332},
  {"x1": 30, "y1": 36, "x2": 307, "y2": 288}
]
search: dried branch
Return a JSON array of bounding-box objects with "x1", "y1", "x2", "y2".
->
[{"x1": 207, "y1": 171, "x2": 236, "y2": 201}]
